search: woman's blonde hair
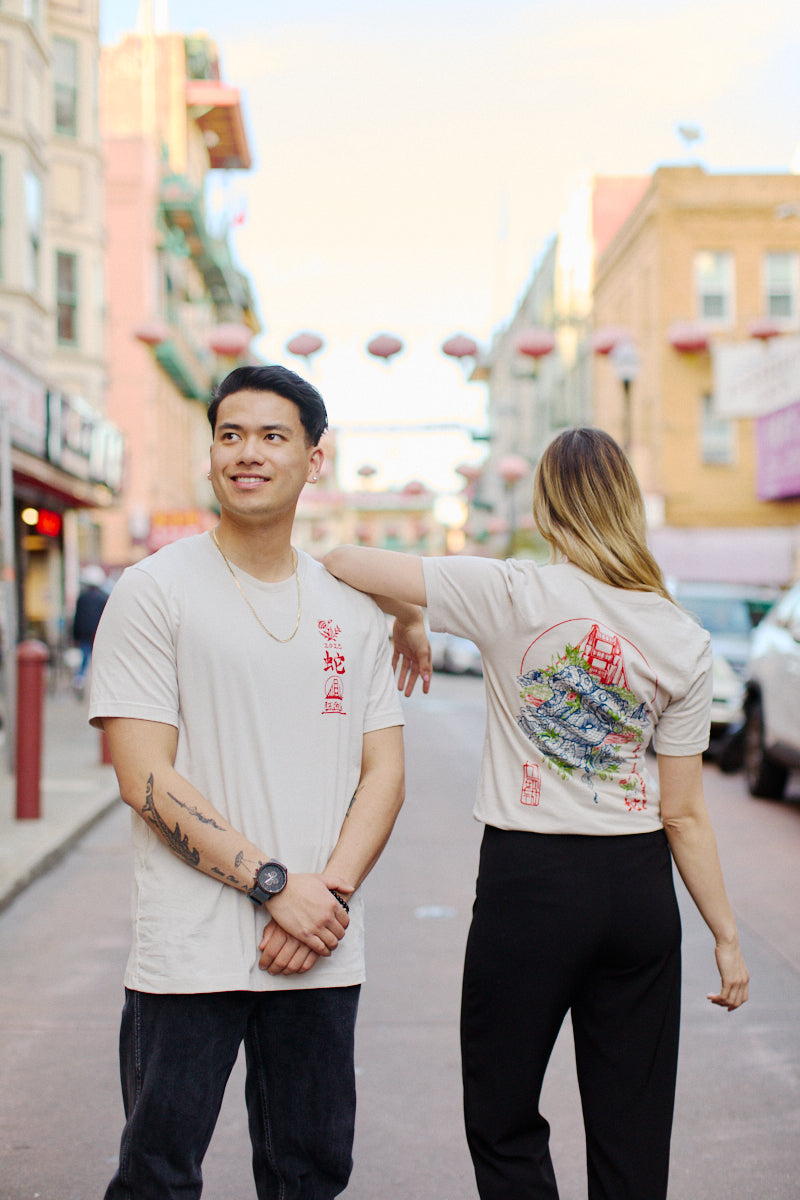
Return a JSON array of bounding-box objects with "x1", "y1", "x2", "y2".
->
[{"x1": 532, "y1": 427, "x2": 672, "y2": 600}]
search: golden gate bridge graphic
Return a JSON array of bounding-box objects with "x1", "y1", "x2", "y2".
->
[
  {"x1": 516, "y1": 622, "x2": 649, "y2": 812},
  {"x1": 576, "y1": 624, "x2": 629, "y2": 691}
]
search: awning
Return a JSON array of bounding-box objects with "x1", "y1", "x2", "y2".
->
[
  {"x1": 186, "y1": 79, "x2": 251, "y2": 170},
  {"x1": 12, "y1": 448, "x2": 117, "y2": 509}
]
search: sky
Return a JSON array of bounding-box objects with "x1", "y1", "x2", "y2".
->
[{"x1": 101, "y1": 1, "x2": 800, "y2": 492}]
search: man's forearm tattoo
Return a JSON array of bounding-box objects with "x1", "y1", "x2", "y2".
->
[
  {"x1": 345, "y1": 787, "x2": 362, "y2": 818},
  {"x1": 141, "y1": 773, "x2": 200, "y2": 867},
  {"x1": 168, "y1": 793, "x2": 226, "y2": 831}
]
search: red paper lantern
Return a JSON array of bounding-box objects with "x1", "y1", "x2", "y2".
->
[
  {"x1": 207, "y1": 323, "x2": 253, "y2": 358},
  {"x1": 516, "y1": 328, "x2": 555, "y2": 360},
  {"x1": 498, "y1": 454, "x2": 530, "y2": 485},
  {"x1": 286, "y1": 331, "x2": 324, "y2": 359},
  {"x1": 134, "y1": 321, "x2": 171, "y2": 347},
  {"x1": 441, "y1": 333, "x2": 478, "y2": 360},
  {"x1": 592, "y1": 326, "x2": 631, "y2": 355},
  {"x1": 667, "y1": 322, "x2": 709, "y2": 354},
  {"x1": 402, "y1": 479, "x2": 427, "y2": 495},
  {"x1": 455, "y1": 462, "x2": 482, "y2": 484},
  {"x1": 366, "y1": 333, "x2": 404, "y2": 361}
]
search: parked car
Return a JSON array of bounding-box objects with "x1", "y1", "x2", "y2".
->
[
  {"x1": 670, "y1": 582, "x2": 778, "y2": 754},
  {"x1": 741, "y1": 582, "x2": 800, "y2": 799},
  {"x1": 429, "y1": 629, "x2": 483, "y2": 676},
  {"x1": 441, "y1": 634, "x2": 483, "y2": 676}
]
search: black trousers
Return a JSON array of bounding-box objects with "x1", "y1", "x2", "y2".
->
[
  {"x1": 104, "y1": 986, "x2": 360, "y2": 1200},
  {"x1": 461, "y1": 826, "x2": 682, "y2": 1200}
]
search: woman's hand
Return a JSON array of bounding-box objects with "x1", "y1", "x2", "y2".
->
[
  {"x1": 392, "y1": 614, "x2": 432, "y2": 696},
  {"x1": 707, "y1": 940, "x2": 750, "y2": 1011}
]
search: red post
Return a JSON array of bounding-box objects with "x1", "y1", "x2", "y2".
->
[{"x1": 15, "y1": 640, "x2": 50, "y2": 820}]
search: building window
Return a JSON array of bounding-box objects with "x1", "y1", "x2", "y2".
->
[
  {"x1": 56, "y1": 251, "x2": 78, "y2": 344},
  {"x1": 24, "y1": 169, "x2": 42, "y2": 293},
  {"x1": 53, "y1": 37, "x2": 78, "y2": 137},
  {"x1": 700, "y1": 394, "x2": 736, "y2": 465},
  {"x1": 694, "y1": 251, "x2": 734, "y2": 323},
  {"x1": 764, "y1": 252, "x2": 798, "y2": 321},
  {"x1": 23, "y1": 0, "x2": 42, "y2": 29}
]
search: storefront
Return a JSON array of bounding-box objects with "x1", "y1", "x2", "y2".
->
[{"x1": 0, "y1": 349, "x2": 124, "y2": 655}]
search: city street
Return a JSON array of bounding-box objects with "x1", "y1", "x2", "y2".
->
[{"x1": 1, "y1": 672, "x2": 799, "y2": 1200}]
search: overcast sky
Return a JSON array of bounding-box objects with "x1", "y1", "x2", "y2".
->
[{"x1": 102, "y1": 1, "x2": 800, "y2": 490}]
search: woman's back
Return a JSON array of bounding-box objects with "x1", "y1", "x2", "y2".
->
[{"x1": 422, "y1": 556, "x2": 711, "y2": 835}]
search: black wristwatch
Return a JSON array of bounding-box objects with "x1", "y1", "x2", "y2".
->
[{"x1": 248, "y1": 860, "x2": 288, "y2": 906}]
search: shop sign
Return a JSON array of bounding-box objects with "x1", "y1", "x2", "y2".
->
[
  {"x1": 755, "y1": 399, "x2": 800, "y2": 501},
  {"x1": 46, "y1": 391, "x2": 125, "y2": 492},
  {"x1": 0, "y1": 349, "x2": 48, "y2": 455},
  {"x1": 712, "y1": 336, "x2": 800, "y2": 418},
  {"x1": 147, "y1": 509, "x2": 215, "y2": 551}
]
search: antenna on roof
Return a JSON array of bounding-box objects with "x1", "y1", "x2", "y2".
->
[{"x1": 676, "y1": 124, "x2": 703, "y2": 161}]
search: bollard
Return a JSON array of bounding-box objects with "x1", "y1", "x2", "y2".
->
[{"x1": 15, "y1": 640, "x2": 50, "y2": 820}]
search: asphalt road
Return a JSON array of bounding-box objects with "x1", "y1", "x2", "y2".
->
[{"x1": 1, "y1": 672, "x2": 798, "y2": 1200}]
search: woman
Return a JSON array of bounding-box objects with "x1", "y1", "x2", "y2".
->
[{"x1": 324, "y1": 427, "x2": 749, "y2": 1200}]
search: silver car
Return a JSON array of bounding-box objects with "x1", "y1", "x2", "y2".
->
[{"x1": 742, "y1": 582, "x2": 800, "y2": 799}]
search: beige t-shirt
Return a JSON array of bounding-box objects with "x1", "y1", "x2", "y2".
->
[
  {"x1": 90, "y1": 535, "x2": 404, "y2": 993},
  {"x1": 423, "y1": 556, "x2": 712, "y2": 835}
]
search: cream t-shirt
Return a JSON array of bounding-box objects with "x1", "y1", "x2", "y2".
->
[
  {"x1": 90, "y1": 534, "x2": 404, "y2": 993},
  {"x1": 423, "y1": 556, "x2": 712, "y2": 835}
]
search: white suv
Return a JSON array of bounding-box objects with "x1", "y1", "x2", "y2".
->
[{"x1": 743, "y1": 582, "x2": 800, "y2": 799}]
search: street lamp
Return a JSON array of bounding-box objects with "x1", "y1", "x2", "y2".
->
[{"x1": 609, "y1": 340, "x2": 641, "y2": 453}]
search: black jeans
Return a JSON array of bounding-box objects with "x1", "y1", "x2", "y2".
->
[
  {"x1": 461, "y1": 826, "x2": 682, "y2": 1200},
  {"x1": 104, "y1": 985, "x2": 360, "y2": 1200}
]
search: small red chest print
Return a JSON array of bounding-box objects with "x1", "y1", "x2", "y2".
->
[{"x1": 318, "y1": 619, "x2": 346, "y2": 715}]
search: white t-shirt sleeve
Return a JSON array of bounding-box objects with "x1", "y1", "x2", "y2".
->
[
  {"x1": 363, "y1": 602, "x2": 405, "y2": 732},
  {"x1": 422, "y1": 555, "x2": 515, "y2": 643},
  {"x1": 651, "y1": 637, "x2": 713, "y2": 756},
  {"x1": 89, "y1": 565, "x2": 180, "y2": 729}
]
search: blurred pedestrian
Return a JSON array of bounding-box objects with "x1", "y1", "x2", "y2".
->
[
  {"x1": 324, "y1": 426, "x2": 749, "y2": 1200},
  {"x1": 89, "y1": 364, "x2": 421, "y2": 1200},
  {"x1": 71, "y1": 565, "x2": 107, "y2": 696}
]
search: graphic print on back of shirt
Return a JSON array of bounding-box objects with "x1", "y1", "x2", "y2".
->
[{"x1": 517, "y1": 620, "x2": 656, "y2": 811}]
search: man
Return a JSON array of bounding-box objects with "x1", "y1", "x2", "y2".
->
[
  {"x1": 71, "y1": 565, "x2": 108, "y2": 696},
  {"x1": 90, "y1": 364, "x2": 426, "y2": 1200}
]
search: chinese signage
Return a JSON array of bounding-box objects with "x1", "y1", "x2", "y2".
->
[
  {"x1": 0, "y1": 350, "x2": 48, "y2": 455},
  {"x1": 712, "y1": 336, "x2": 800, "y2": 418},
  {"x1": 755, "y1": 399, "x2": 800, "y2": 501},
  {"x1": 46, "y1": 391, "x2": 125, "y2": 493}
]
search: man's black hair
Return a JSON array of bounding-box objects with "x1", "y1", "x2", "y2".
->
[{"x1": 208, "y1": 365, "x2": 329, "y2": 445}]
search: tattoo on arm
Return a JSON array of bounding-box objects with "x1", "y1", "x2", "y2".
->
[
  {"x1": 166, "y1": 791, "x2": 226, "y2": 831},
  {"x1": 211, "y1": 867, "x2": 240, "y2": 884},
  {"x1": 141, "y1": 773, "x2": 200, "y2": 867},
  {"x1": 345, "y1": 787, "x2": 362, "y2": 818}
]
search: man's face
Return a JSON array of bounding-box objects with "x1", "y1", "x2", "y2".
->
[{"x1": 209, "y1": 390, "x2": 322, "y2": 524}]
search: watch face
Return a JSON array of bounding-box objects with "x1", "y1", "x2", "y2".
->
[{"x1": 258, "y1": 861, "x2": 287, "y2": 894}]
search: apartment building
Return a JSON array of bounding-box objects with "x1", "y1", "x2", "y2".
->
[
  {"x1": 473, "y1": 175, "x2": 647, "y2": 555},
  {"x1": 98, "y1": 24, "x2": 260, "y2": 568},
  {"x1": 593, "y1": 165, "x2": 800, "y2": 585},
  {"x1": 0, "y1": 0, "x2": 121, "y2": 649}
]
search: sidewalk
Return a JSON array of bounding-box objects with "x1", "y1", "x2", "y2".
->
[{"x1": 0, "y1": 683, "x2": 119, "y2": 913}]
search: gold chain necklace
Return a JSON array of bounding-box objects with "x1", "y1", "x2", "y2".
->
[{"x1": 211, "y1": 529, "x2": 301, "y2": 643}]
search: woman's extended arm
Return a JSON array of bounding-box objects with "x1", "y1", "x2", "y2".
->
[
  {"x1": 324, "y1": 546, "x2": 431, "y2": 693},
  {"x1": 324, "y1": 546, "x2": 427, "y2": 606},
  {"x1": 658, "y1": 752, "x2": 749, "y2": 1010}
]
